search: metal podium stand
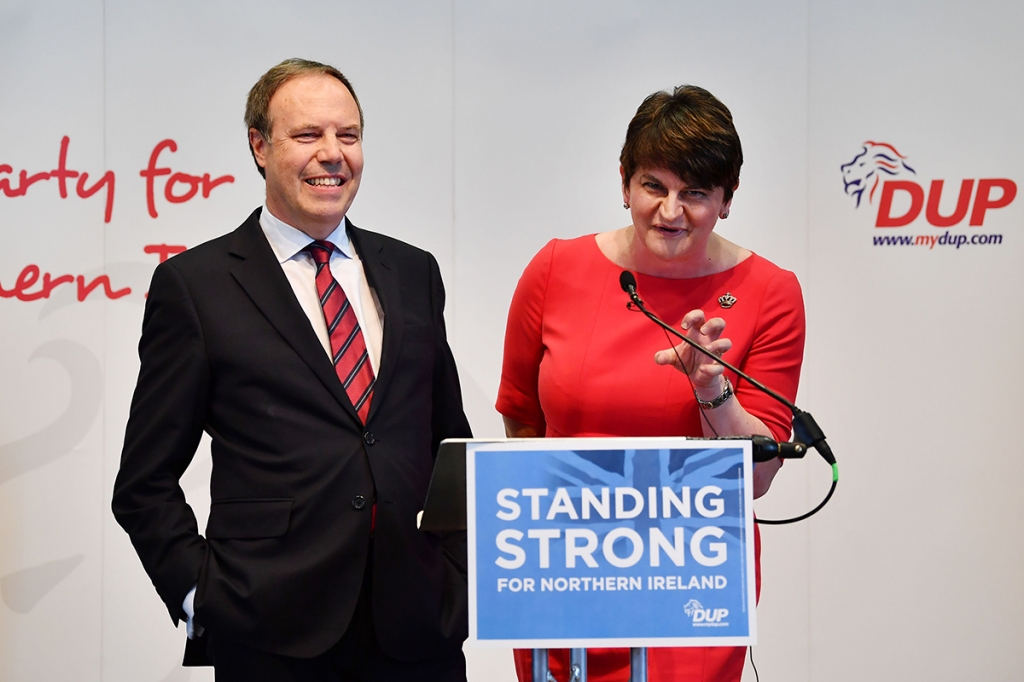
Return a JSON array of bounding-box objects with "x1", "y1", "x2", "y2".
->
[{"x1": 531, "y1": 647, "x2": 646, "y2": 682}]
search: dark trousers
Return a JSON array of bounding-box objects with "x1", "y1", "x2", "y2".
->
[{"x1": 209, "y1": 552, "x2": 466, "y2": 682}]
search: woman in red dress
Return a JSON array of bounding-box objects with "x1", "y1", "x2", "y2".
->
[{"x1": 496, "y1": 85, "x2": 805, "y2": 681}]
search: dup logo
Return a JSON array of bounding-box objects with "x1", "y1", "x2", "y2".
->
[
  {"x1": 683, "y1": 599, "x2": 729, "y2": 626},
  {"x1": 840, "y1": 141, "x2": 1016, "y2": 227}
]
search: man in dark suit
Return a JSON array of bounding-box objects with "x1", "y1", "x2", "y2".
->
[{"x1": 112, "y1": 58, "x2": 472, "y2": 681}]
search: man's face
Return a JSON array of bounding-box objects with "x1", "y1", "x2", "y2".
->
[{"x1": 250, "y1": 73, "x2": 363, "y2": 239}]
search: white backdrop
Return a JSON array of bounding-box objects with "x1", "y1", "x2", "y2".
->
[{"x1": 1, "y1": 1, "x2": 1022, "y2": 680}]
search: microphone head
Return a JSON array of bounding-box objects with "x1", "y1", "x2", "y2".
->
[{"x1": 619, "y1": 270, "x2": 637, "y2": 293}]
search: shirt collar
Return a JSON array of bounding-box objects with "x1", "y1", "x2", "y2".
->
[{"x1": 259, "y1": 204, "x2": 356, "y2": 263}]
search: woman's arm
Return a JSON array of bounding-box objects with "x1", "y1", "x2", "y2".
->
[
  {"x1": 693, "y1": 374, "x2": 783, "y2": 499},
  {"x1": 496, "y1": 241, "x2": 555, "y2": 437},
  {"x1": 503, "y1": 416, "x2": 543, "y2": 439},
  {"x1": 654, "y1": 309, "x2": 783, "y2": 499}
]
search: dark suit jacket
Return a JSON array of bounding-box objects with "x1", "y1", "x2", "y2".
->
[{"x1": 112, "y1": 208, "x2": 472, "y2": 662}]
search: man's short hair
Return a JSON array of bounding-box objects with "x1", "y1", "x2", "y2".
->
[
  {"x1": 619, "y1": 85, "x2": 742, "y2": 202},
  {"x1": 245, "y1": 58, "x2": 364, "y2": 178}
]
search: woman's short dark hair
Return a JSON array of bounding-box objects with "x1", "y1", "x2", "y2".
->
[{"x1": 619, "y1": 85, "x2": 742, "y2": 202}]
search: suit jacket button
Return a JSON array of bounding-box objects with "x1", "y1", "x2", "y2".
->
[
  {"x1": 352, "y1": 495, "x2": 367, "y2": 510},
  {"x1": 363, "y1": 432, "x2": 375, "y2": 446}
]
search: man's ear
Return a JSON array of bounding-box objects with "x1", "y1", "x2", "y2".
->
[{"x1": 249, "y1": 128, "x2": 269, "y2": 169}]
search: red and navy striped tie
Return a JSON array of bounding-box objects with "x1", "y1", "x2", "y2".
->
[{"x1": 306, "y1": 240, "x2": 375, "y2": 422}]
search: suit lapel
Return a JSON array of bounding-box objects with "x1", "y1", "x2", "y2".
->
[
  {"x1": 227, "y1": 209, "x2": 361, "y2": 423},
  {"x1": 349, "y1": 223, "x2": 404, "y2": 423}
]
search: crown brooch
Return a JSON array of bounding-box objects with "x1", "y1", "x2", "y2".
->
[{"x1": 718, "y1": 292, "x2": 737, "y2": 309}]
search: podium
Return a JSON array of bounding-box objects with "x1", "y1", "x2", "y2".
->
[{"x1": 421, "y1": 437, "x2": 758, "y2": 682}]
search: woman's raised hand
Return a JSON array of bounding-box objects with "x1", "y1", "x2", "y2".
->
[{"x1": 653, "y1": 309, "x2": 732, "y2": 391}]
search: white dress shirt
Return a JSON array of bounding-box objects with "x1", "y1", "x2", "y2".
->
[
  {"x1": 259, "y1": 206, "x2": 383, "y2": 372},
  {"x1": 182, "y1": 206, "x2": 384, "y2": 638}
]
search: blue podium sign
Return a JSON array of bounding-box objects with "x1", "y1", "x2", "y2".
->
[{"x1": 466, "y1": 438, "x2": 756, "y2": 648}]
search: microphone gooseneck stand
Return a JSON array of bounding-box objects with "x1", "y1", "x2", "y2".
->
[
  {"x1": 617, "y1": 270, "x2": 838, "y2": 509},
  {"x1": 530, "y1": 273, "x2": 840, "y2": 682}
]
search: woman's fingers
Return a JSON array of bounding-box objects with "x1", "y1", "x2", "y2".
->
[
  {"x1": 653, "y1": 348, "x2": 679, "y2": 366},
  {"x1": 708, "y1": 337, "x2": 732, "y2": 357},
  {"x1": 680, "y1": 310, "x2": 706, "y2": 332},
  {"x1": 655, "y1": 311, "x2": 731, "y2": 375},
  {"x1": 699, "y1": 316, "x2": 727, "y2": 340}
]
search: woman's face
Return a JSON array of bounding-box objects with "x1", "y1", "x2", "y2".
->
[{"x1": 622, "y1": 166, "x2": 732, "y2": 265}]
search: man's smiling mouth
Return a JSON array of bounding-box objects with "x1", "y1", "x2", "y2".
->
[{"x1": 306, "y1": 177, "x2": 344, "y2": 186}]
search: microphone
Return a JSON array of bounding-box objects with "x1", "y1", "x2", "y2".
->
[
  {"x1": 619, "y1": 271, "x2": 642, "y2": 310},
  {"x1": 619, "y1": 270, "x2": 638, "y2": 296}
]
